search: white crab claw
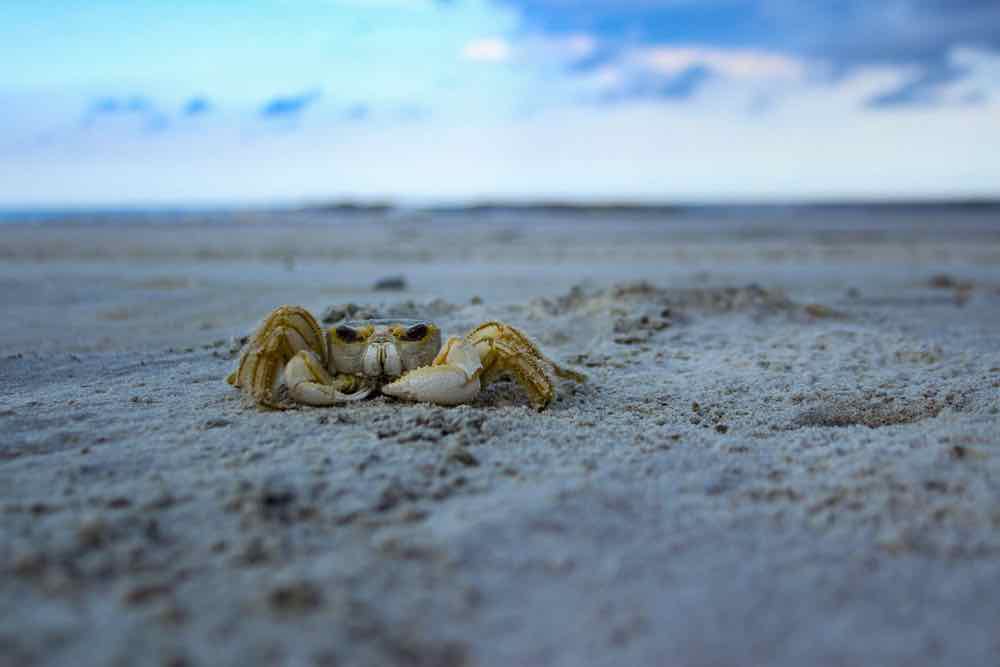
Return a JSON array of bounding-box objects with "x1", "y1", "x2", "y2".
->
[
  {"x1": 289, "y1": 382, "x2": 373, "y2": 406},
  {"x1": 285, "y1": 351, "x2": 373, "y2": 406},
  {"x1": 382, "y1": 338, "x2": 482, "y2": 406},
  {"x1": 382, "y1": 366, "x2": 480, "y2": 405}
]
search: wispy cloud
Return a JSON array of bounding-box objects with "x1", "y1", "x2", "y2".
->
[
  {"x1": 183, "y1": 97, "x2": 212, "y2": 116},
  {"x1": 558, "y1": 45, "x2": 806, "y2": 106},
  {"x1": 596, "y1": 63, "x2": 713, "y2": 103},
  {"x1": 866, "y1": 63, "x2": 967, "y2": 109},
  {"x1": 632, "y1": 47, "x2": 803, "y2": 81},
  {"x1": 463, "y1": 32, "x2": 599, "y2": 69},
  {"x1": 494, "y1": 0, "x2": 1000, "y2": 106},
  {"x1": 83, "y1": 95, "x2": 168, "y2": 132},
  {"x1": 462, "y1": 37, "x2": 513, "y2": 63},
  {"x1": 864, "y1": 46, "x2": 1000, "y2": 109},
  {"x1": 3, "y1": 0, "x2": 998, "y2": 204},
  {"x1": 260, "y1": 91, "x2": 321, "y2": 118},
  {"x1": 343, "y1": 103, "x2": 371, "y2": 122},
  {"x1": 88, "y1": 96, "x2": 153, "y2": 115},
  {"x1": 496, "y1": 0, "x2": 1000, "y2": 64},
  {"x1": 773, "y1": 1, "x2": 1000, "y2": 67}
]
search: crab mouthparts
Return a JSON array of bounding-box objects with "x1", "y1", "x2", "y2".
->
[{"x1": 362, "y1": 342, "x2": 403, "y2": 379}]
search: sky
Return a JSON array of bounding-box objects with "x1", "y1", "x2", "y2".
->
[{"x1": 1, "y1": 0, "x2": 999, "y2": 207}]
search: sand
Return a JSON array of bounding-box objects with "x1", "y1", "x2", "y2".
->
[{"x1": 1, "y1": 209, "x2": 999, "y2": 666}]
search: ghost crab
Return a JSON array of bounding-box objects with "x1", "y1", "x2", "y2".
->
[{"x1": 226, "y1": 305, "x2": 585, "y2": 410}]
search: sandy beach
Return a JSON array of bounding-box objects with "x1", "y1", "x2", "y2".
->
[{"x1": 2, "y1": 208, "x2": 1000, "y2": 666}]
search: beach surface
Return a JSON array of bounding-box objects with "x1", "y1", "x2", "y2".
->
[{"x1": 2, "y1": 209, "x2": 1000, "y2": 666}]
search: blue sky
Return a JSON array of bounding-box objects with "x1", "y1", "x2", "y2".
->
[{"x1": 1, "y1": 0, "x2": 998, "y2": 206}]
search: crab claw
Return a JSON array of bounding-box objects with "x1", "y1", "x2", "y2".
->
[
  {"x1": 227, "y1": 305, "x2": 374, "y2": 409},
  {"x1": 285, "y1": 350, "x2": 374, "y2": 406},
  {"x1": 382, "y1": 337, "x2": 482, "y2": 406}
]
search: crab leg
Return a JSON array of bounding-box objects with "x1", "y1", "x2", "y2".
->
[
  {"x1": 381, "y1": 337, "x2": 483, "y2": 406},
  {"x1": 468, "y1": 321, "x2": 586, "y2": 410},
  {"x1": 285, "y1": 350, "x2": 373, "y2": 406},
  {"x1": 227, "y1": 305, "x2": 334, "y2": 408}
]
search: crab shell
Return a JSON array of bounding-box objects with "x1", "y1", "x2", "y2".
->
[{"x1": 328, "y1": 319, "x2": 442, "y2": 381}]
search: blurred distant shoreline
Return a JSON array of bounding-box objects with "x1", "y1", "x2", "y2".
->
[{"x1": 1, "y1": 198, "x2": 999, "y2": 224}]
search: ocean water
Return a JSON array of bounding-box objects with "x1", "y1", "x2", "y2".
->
[
  {"x1": 2, "y1": 200, "x2": 999, "y2": 225},
  {"x1": 0, "y1": 207, "x2": 241, "y2": 224}
]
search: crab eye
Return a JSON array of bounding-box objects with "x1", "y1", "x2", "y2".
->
[
  {"x1": 401, "y1": 323, "x2": 429, "y2": 342},
  {"x1": 334, "y1": 325, "x2": 360, "y2": 343}
]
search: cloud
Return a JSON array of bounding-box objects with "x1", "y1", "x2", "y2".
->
[
  {"x1": 865, "y1": 62, "x2": 968, "y2": 109},
  {"x1": 864, "y1": 46, "x2": 1000, "y2": 108},
  {"x1": 772, "y1": 1, "x2": 1000, "y2": 67},
  {"x1": 496, "y1": 0, "x2": 1000, "y2": 63},
  {"x1": 462, "y1": 37, "x2": 513, "y2": 63},
  {"x1": 256, "y1": 94, "x2": 381, "y2": 125},
  {"x1": 568, "y1": 45, "x2": 804, "y2": 105},
  {"x1": 463, "y1": 32, "x2": 601, "y2": 69},
  {"x1": 183, "y1": 97, "x2": 211, "y2": 116},
  {"x1": 494, "y1": 0, "x2": 1000, "y2": 106},
  {"x1": 394, "y1": 104, "x2": 431, "y2": 122},
  {"x1": 656, "y1": 64, "x2": 713, "y2": 99},
  {"x1": 596, "y1": 63, "x2": 713, "y2": 103},
  {"x1": 86, "y1": 96, "x2": 153, "y2": 117},
  {"x1": 260, "y1": 91, "x2": 321, "y2": 118},
  {"x1": 343, "y1": 103, "x2": 370, "y2": 121},
  {"x1": 82, "y1": 95, "x2": 168, "y2": 132},
  {"x1": 631, "y1": 46, "x2": 803, "y2": 80}
]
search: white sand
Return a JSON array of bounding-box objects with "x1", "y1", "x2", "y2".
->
[{"x1": 1, "y1": 210, "x2": 999, "y2": 666}]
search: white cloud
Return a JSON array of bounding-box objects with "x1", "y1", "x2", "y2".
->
[
  {"x1": 462, "y1": 37, "x2": 513, "y2": 63},
  {"x1": 462, "y1": 32, "x2": 597, "y2": 67},
  {"x1": 4, "y1": 77, "x2": 998, "y2": 206},
  {"x1": 939, "y1": 46, "x2": 1000, "y2": 104},
  {"x1": 526, "y1": 33, "x2": 597, "y2": 62},
  {"x1": 4, "y1": 3, "x2": 999, "y2": 206},
  {"x1": 630, "y1": 46, "x2": 806, "y2": 81},
  {"x1": 561, "y1": 46, "x2": 809, "y2": 105}
]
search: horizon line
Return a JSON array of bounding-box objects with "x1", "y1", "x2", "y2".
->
[{"x1": 2, "y1": 194, "x2": 1000, "y2": 217}]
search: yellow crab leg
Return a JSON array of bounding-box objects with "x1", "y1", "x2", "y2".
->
[
  {"x1": 226, "y1": 305, "x2": 329, "y2": 408},
  {"x1": 470, "y1": 321, "x2": 586, "y2": 381},
  {"x1": 467, "y1": 321, "x2": 586, "y2": 410}
]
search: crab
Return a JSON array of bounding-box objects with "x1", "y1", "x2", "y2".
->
[{"x1": 226, "y1": 305, "x2": 585, "y2": 410}]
